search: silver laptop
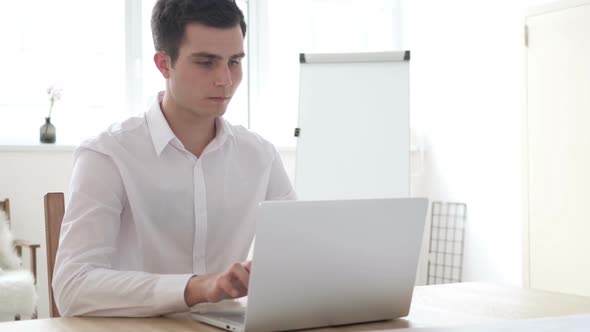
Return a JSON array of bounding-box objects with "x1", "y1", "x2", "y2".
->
[{"x1": 192, "y1": 198, "x2": 428, "y2": 332}]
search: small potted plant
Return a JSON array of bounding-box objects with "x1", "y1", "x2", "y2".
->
[{"x1": 40, "y1": 85, "x2": 62, "y2": 143}]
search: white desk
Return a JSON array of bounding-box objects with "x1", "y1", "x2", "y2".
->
[{"x1": 2, "y1": 282, "x2": 590, "y2": 331}]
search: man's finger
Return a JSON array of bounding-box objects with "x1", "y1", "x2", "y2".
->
[
  {"x1": 219, "y1": 276, "x2": 238, "y2": 298},
  {"x1": 230, "y1": 263, "x2": 250, "y2": 289},
  {"x1": 231, "y1": 279, "x2": 248, "y2": 297},
  {"x1": 244, "y1": 260, "x2": 252, "y2": 273}
]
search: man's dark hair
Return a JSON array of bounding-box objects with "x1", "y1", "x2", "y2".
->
[{"x1": 151, "y1": 0, "x2": 247, "y2": 65}]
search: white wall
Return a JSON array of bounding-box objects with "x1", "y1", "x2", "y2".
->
[
  {"x1": 402, "y1": 0, "x2": 555, "y2": 286},
  {"x1": 0, "y1": 147, "x2": 74, "y2": 318}
]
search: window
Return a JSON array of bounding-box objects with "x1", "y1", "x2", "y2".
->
[
  {"x1": 0, "y1": 0, "x2": 398, "y2": 147},
  {"x1": 249, "y1": 0, "x2": 403, "y2": 148},
  {"x1": 0, "y1": 0, "x2": 248, "y2": 145},
  {"x1": 0, "y1": 0, "x2": 127, "y2": 144}
]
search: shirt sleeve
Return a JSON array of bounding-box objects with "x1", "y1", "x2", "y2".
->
[
  {"x1": 52, "y1": 148, "x2": 193, "y2": 317},
  {"x1": 265, "y1": 148, "x2": 298, "y2": 201}
]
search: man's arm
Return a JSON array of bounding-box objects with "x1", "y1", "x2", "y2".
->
[
  {"x1": 265, "y1": 148, "x2": 297, "y2": 201},
  {"x1": 53, "y1": 148, "x2": 194, "y2": 316}
]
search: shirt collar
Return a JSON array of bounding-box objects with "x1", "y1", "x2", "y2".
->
[
  {"x1": 147, "y1": 92, "x2": 177, "y2": 156},
  {"x1": 210, "y1": 115, "x2": 235, "y2": 152},
  {"x1": 147, "y1": 91, "x2": 235, "y2": 157}
]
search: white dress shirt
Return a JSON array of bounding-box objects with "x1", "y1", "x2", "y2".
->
[{"x1": 53, "y1": 92, "x2": 297, "y2": 317}]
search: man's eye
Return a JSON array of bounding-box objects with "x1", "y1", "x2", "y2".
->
[
  {"x1": 229, "y1": 59, "x2": 241, "y2": 66},
  {"x1": 196, "y1": 61, "x2": 213, "y2": 66}
]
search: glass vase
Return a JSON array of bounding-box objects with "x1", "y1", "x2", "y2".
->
[{"x1": 40, "y1": 117, "x2": 56, "y2": 143}]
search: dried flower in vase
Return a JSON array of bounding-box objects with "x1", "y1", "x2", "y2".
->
[{"x1": 46, "y1": 85, "x2": 63, "y2": 118}]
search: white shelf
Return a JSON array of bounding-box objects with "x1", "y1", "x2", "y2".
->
[{"x1": 0, "y1": 143, "x2": 77, "y2": 152}]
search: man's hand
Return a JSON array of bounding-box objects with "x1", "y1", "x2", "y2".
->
[{"x1": 184, "y1": 261, "x2": 252, "y2": 306}]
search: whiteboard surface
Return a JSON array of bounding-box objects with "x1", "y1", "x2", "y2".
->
[{"x1": 295, "y1": 53, "x2": 410, "y2": 200}]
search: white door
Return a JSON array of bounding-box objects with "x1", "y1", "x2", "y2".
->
[{"x1": 526, "y1": 1, "x2": 590, "y2": 295}]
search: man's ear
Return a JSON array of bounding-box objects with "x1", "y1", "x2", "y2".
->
[{"x1": 154, "y1": 51, "x2": 172, "y2": 79}]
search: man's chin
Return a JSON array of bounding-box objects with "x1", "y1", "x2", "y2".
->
[
  {"x1": 213, "y1": 107, "x2": 228, "y2": 117},
  {"x1": 192, "y1": 105, "x2": 228, "y2": 118}
]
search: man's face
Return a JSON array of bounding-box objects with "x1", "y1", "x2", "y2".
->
[{"x1": 166, "y1": 23, "x2": 245, "y2": 118}]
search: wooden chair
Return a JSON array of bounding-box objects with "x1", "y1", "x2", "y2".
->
[
  {"x1": 43, "y1": 193, "x2": 65, "y2": 318},
  {"x1": 0, "y1": 198, "x2": 41, "y2": 284},
  {"x1": 0, "y1": 198, "x2": 10, "y2": 220}
]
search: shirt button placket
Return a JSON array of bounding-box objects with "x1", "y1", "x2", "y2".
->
[{"x1": 193, "y1": 159, "x2": 208, "y2": 275}]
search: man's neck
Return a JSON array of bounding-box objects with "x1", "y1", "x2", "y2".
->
[{"x1": 160, "y1": 94, "x2": 216, "y2": 158}]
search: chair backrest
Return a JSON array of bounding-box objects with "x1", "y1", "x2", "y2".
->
[
  {"x1": 44, "y1": 192, "x2": 64, "y2": 318},
  {"x1": 0, "y1": 198, "x2": 10, "y2": 223}
]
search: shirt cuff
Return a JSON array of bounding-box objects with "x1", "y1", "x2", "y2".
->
[{"x1": 153, "y1": 274, "x2": 194, "y2": 314}]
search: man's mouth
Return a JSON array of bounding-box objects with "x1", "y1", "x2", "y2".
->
[{"x1": 208, "y1": 96, "x2": 230, "y2": 103}]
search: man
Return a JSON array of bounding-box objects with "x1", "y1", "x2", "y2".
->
[{"x1": 53, "y1": 0, "x2": 296, "y2": 317}]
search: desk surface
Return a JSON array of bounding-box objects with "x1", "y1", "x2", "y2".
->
[{"x1": 3, "y1": 282, "x2": 590, "y2": 331}]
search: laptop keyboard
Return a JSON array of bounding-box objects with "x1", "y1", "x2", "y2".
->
[{"x1": 203, "y1": 312, "x2": 246, "y2": 325}]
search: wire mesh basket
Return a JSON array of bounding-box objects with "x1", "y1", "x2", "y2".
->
[{"x1": 427, "y1": 201, "x2": 467, "y2": 285}]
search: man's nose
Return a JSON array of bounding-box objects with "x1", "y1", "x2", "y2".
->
[{"x1": 214, "y1": 65, "x2": 232, "y2": 87}]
